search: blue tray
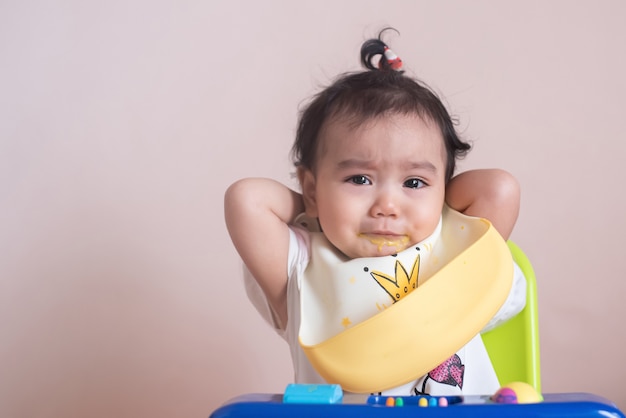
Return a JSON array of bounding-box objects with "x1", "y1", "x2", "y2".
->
[{"x1": 211, "y1": 392, "x2": 625, "y2": 418}]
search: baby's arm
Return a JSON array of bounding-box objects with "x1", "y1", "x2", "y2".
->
[
  {"x1": 445, "y1": 169, "x2": 520, "y2": 240},
  {"x1": 224, "y1": 178, "x2": 304, "y2": 327}
]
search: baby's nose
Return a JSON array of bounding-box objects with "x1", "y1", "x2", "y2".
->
[{"x1": 370, "y1": 190, "x2": 398, "y2": 217}]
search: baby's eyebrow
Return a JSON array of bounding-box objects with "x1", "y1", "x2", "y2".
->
[
  {"x1": 403, "y1": 161, "x2": 438, "y2": 173},
  {"x1": 336, "y1": 158, "x2": 438, "y2": 173},
  {"x1": 336, "y1": 159, "x2": 376, "y2": 170}
]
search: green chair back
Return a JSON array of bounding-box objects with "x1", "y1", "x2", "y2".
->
[{"x1": 481, "y1": 241, "x2": 541, "y2": 392}]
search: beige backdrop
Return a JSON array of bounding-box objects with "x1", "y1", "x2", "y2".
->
[{"x1": 1, "y1": 1, "x2": 625, "y2": 417}]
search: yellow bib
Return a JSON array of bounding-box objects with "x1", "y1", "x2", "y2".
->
[{"x1": 298, "y1": 206, "x2": 513, "y2": 393}]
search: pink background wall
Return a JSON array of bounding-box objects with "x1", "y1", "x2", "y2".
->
[{"x1": 1, "y1": 1, "x2": 625, "y2": 417}]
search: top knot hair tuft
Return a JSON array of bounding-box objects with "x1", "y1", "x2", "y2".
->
[
  {"x1": 360, "y1": 27, "x2": 404, "y2": 72},
  {"x1": 292, "y1": 27, "x2": 471, "y2": 182}
]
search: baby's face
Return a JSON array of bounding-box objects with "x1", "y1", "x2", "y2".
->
[{"x1": 301, "y1": 113, "x2": 447, "y2": 259}]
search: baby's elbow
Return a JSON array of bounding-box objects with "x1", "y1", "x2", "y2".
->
[
  {"x1": 490, "y1": 169, "x2": 521, "y2": 212},
  {"x1": 225, "y1": 177, "x2": 262, "y2": 202},
  {"x1": 224, "y1": 179, "x2": 257, "y2": 222},
  {"x1": 225, "y1": 178, "x2": 249, "y2": 202},
  {"x1": 224, "y1": 178, "x2": 277, "y2": 221},
  {"x1": 225, "y1": 179, "x2": 243, "y2": 213}
]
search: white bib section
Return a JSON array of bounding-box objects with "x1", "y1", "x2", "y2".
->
[{"x1": 299, "y1": 218, "x2": 442, "y2": 345}]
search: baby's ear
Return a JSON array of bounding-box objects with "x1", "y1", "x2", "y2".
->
[{"x1": 299, "y1": 168, "x2": 319, "y2": 218}]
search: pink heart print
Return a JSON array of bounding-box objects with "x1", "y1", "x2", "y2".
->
[{"x1": 428, "y1": 354, "x2": 465, "y2": 389}]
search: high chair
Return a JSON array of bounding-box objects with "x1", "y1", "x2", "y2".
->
[{"x1": 481, "y1": 241, "x2": 541, "y2": 392}]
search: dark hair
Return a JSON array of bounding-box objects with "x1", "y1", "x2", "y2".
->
[{"x1": 291, "y1": 29, "x2": 471, "y2": 182}]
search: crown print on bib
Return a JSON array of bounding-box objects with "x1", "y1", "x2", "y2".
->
[{"x1": 370, "y1": 254, "x2": 420, "y2": 303}]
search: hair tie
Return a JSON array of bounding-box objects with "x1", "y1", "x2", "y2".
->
[
  {"x1": 381, "y1": 46, "x2": 403, "y2": 70},
  {"x1": 360, "y1": 27, "x2": 404, "y2": 72}
]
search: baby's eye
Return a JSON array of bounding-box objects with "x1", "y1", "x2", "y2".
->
[
  {"x1": 348, "y1": 175, "x2": 371, "y2": 185},
  {"x1": 404, "y1": 178, "x2": 426, "y2": 189}
]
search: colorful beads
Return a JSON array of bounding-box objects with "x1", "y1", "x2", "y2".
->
[
  {"x1": 374, "y1": 395, "x2": 453, "y2": 408},
  {"x1": 383, "y1": 397, "x2": 406, "y2": 407},
  {"x1": 417, "y1": 396, "x2": 450, "y2": 407}
]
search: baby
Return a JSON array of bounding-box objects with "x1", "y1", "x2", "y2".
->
[{"x1": 225, "y1": 30, "x2": 525, "y2": 396}]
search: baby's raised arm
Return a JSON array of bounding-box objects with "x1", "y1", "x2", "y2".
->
[
  {"x1": 224, "y1": 178, "x2": 304, "y2": 326},
  {"x1": 445, "y1": 169, "x2": 520, "y2": 240}
]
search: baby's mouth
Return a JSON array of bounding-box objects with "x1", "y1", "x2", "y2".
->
[{"x1": 358, "y1": 233, "x2": 410, "y2": 253}]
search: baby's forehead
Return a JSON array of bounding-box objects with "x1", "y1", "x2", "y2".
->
[
  {"x1": 313, "y1": 113, "x2": 447, "y2": 168},
  {"x1": 318, "y1": 112, "x2": 444, "y2": 146},
  {"x1": 323, "y1": 110, "x2": 441, "y2": 135}
]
